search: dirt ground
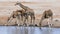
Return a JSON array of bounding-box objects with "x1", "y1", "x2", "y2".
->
[{"x1": 0, "y1": 15, "x2": 60, "y2": 28}]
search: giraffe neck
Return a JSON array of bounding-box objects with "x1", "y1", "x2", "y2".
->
[
  {"x1": 18, "y1": 4, "x2": 27, "y2": 10},
  {"x1": 18, "y1": 3, "x2": 31, "y2": 11}
]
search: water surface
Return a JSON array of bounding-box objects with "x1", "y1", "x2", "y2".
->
[{"x1": 0, "y1": 26, "x2": 60, "y2": 34}]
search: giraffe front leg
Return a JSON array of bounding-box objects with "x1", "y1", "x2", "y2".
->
[
  {"x1": 23, "y1": 16, "x2": 27, "y2": 26},
  {"x1": 21, "y1": 15, "x2": 23, "y2": 22},
  {"x1": 30, "y1": 16, "x2": 33, "y2": 26},
  {"x1": 8, "y1": 17, "x2": 13, "y2": 23},
  {"x1": 47, "y1": 18, "x2": 51, "y2": 28},
  {"x1": 39, "y1": 17, "x2": 44, "y2": 29},
  {"x1": 32, "y1": 16, "x2": 35, "y2": 26},
  {"x1": 26, "y1": 16, "x2": 29, "y2": 26},
  {"x1": 50, "y1": 16, "x2": 53, "y2": 27},
  {"x1": 16, "y1": 17, "x2": 20, "y2": 26}
]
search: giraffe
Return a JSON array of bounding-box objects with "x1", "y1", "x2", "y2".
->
[
  {"x1": 39, "y1": 9, "x2": 53, "y2": 28},
  {"x1": 7, "y1": 9, "x2": 27, "y2": 26},
  {"x1": 18, "y1": 9, "x2": 28, "y2": 26},
  {"x1": 15, "y1": 2, "x2": 35, "y2": 26}
]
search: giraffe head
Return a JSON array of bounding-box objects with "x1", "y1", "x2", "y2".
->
[
  {"x1": 15, "y1": 2, "x2": 19, "y2": 5},
  {"x1": 15, "y1": 2, "x2": 22, "y2": 6}
]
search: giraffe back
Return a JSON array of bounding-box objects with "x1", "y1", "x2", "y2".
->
[{"x1": 43, "y1": 9, "x2": 53, "y2": 18}]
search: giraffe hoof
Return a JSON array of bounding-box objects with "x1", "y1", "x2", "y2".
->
[{"x1": 35, "y1": 24, "x2": 38, "y2": 26}]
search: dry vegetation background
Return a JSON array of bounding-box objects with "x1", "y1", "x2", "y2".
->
[{"x1": 0, "y1": 0, "x2": 60, "y2": 27}]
